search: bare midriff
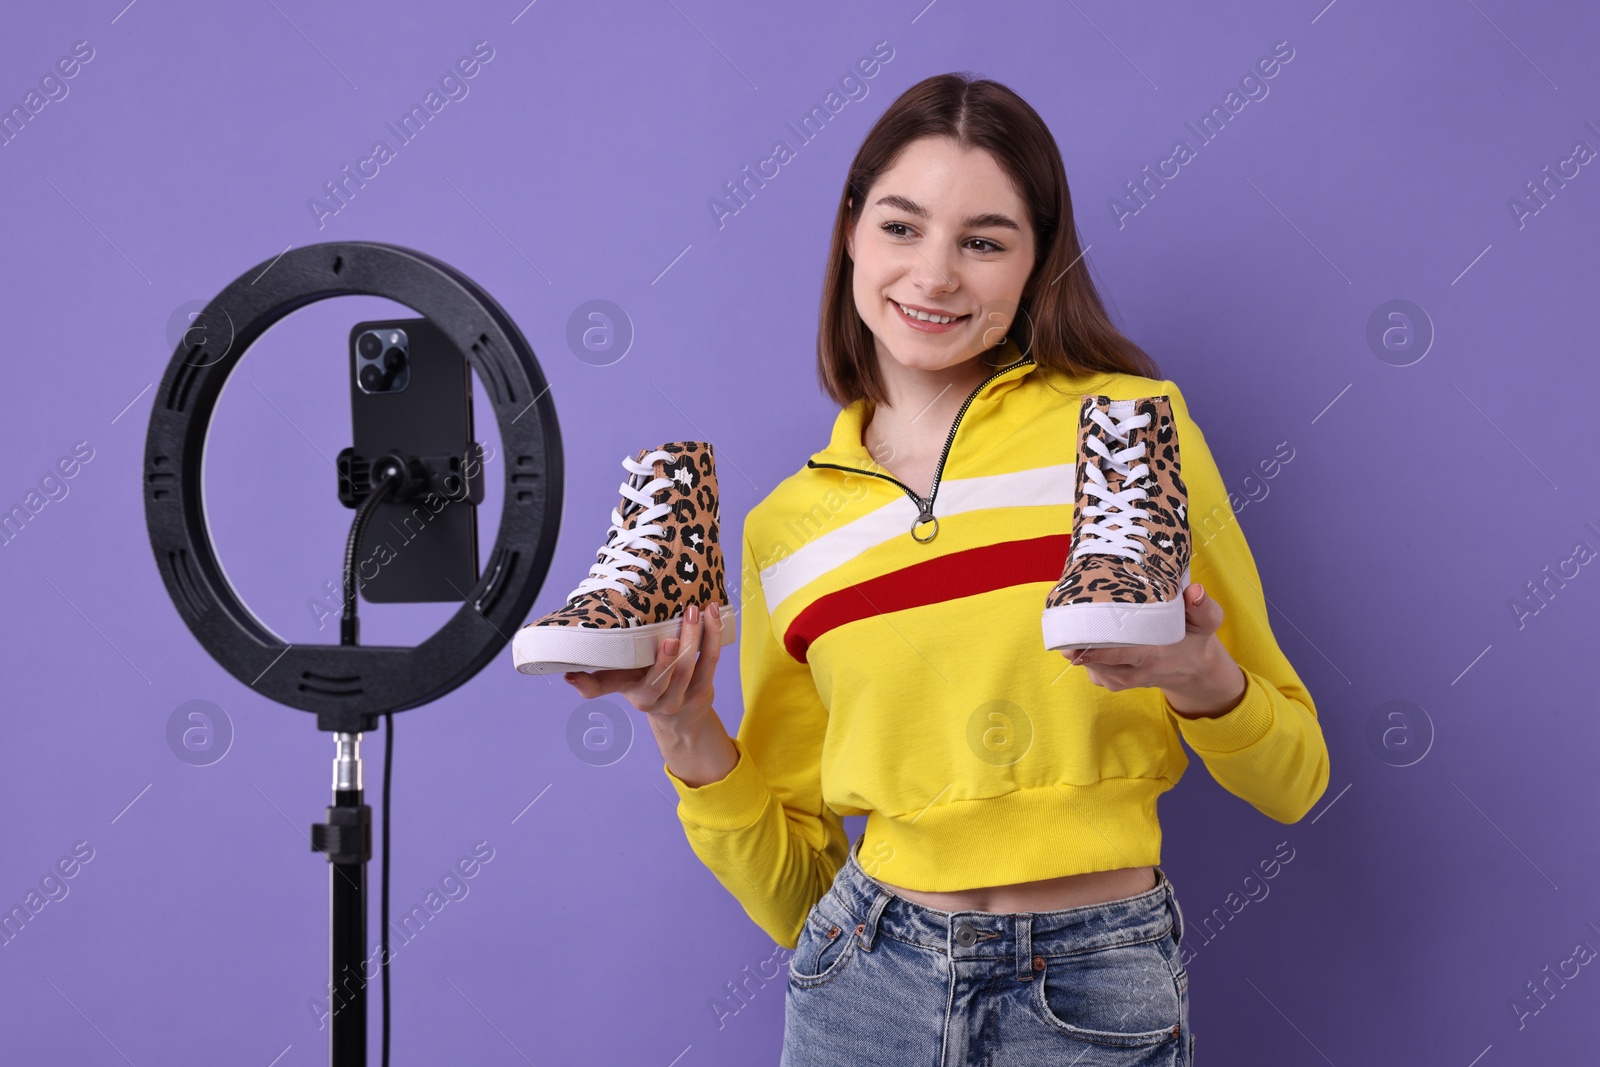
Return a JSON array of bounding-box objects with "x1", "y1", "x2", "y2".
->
[{"x1": 870, "y1": 865, "x2": 1157, "y2": 914}]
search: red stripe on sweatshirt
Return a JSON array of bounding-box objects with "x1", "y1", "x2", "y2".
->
[{"x1": 782, "y1": 533, "x2": 1072, "y2": 663}]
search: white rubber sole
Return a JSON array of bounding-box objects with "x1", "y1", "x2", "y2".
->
[
  {"x1": 512, "y1": 602, "x2": 739, "y2": 675},
  {"x1": 1041, "y1": 568, "x2": 1190, "y2": 651}
]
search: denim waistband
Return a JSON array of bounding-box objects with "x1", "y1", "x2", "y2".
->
[{"x1": 819, "y1": 835, "x2": 1185, "y2": 982}]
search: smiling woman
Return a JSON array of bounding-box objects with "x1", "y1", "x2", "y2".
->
[
  {"x1": 605, "y1": 71, "x2": 1329, "y2": 1067},
  {"x1": 840, "y1": 135, "x2": 1042, "y2": 507}
]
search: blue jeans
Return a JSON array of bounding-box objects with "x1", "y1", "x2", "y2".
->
[{"x1": 781, "y1": 837, "x2": 1194, "y2": 1066}]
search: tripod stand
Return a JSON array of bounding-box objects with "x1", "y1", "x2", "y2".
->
[{"x1": 312, "y1": 732, "x2": 374, "y2": 1064}]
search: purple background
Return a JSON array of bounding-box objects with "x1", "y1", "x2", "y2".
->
[{"x1": 3, "y1": 1, "x2": 1597, "y2": 1063}]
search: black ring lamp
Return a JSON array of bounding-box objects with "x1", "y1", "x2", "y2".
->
[
  {"x1": 144, "y1": 240, "x2": 561, "y2": 733},
  {"x1": 143, "y1": 241, "x2": 563, "y2": 1067}
]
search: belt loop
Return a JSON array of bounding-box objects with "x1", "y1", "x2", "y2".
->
[
  {"x1": 1162, "y1": 869, "x2": 1185, "y2": 946},
  {"x1": 856, "y1": 888, "x2": 892, "y2": 952},
  {"x1": 1015, "y1": 914, "x2": 1034, "y2": 981}
]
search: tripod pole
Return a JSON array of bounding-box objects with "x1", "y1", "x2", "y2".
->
[{"x1": 312, "y1": 731, "x2": 372, "y2": 1067}]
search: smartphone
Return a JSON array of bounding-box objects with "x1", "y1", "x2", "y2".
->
[{"x1": 347, "y1": 317, "x2": 479, "y2": 603}]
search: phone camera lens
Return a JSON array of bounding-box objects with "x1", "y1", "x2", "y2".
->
[
  {"x1": 359, "y1": 364, "x2": 384, "y2": 391},
  {"x1": 358, "y1": 333, "x2": 382, "y2": 359},
  {"x1": 383, "y1": 347, "x2": 407, "y2": 372}
]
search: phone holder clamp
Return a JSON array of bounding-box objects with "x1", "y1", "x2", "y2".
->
[{"x1": 335, "y1": 445, "x2": 487, "y2": 508}]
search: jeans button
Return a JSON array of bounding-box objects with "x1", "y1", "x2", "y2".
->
[{"x1": 954, "y1": 922, "x2": 978, "y2": 947}]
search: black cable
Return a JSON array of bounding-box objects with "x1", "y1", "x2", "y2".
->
[
  {"x1": 339, "y1": 459, "x2": 404, "y2": 1067},
  {"x1": 382, "y1": 709, "x2": 393, "y2": 1067},
  {"x1": 340, "y1": 460, "x2": 402, "y2": 646}
]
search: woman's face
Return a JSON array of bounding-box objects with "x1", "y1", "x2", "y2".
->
[{"x1": 846, "y1": 135, "x2": 1037, "y2": 378}]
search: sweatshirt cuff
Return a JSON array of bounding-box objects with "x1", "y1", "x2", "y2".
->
[
  {"x1": 662, "y1": 736, "x2": 772, "y2": 832},
  {"x1": 1166, "y1": 667, "x2": 1277, "y2": 754}
]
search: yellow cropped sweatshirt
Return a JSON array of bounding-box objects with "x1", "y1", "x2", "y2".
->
[{"x1": 664, "y1": 337, "x2": 1330, "y2": 950}]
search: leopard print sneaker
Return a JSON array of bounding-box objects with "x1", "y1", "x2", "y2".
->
[
  {"x1": 512, "y1": 441, "x2": 737, "y2": 675},
  {"x1": 1041, "y1": 394, "x2": 1191, "y2": 651}
]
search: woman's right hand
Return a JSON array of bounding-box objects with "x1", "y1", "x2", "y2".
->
[{"x1": 562, "y1": 601, "x2": 724, "y2": 727}]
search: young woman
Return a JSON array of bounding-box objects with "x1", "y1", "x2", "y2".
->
[{"x1": 564, "y1": 73, "x2": 1329, "y2": 1066}]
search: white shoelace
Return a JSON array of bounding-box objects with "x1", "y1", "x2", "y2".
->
[
  {"x1": 1071, "y1": 402, "x2": 1153, "y2": 565},
  {"x1": 567, "y1": 449, "x2": 675, "y2": 603}
]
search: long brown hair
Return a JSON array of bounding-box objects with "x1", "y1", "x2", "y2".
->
[{"x1": 817, "y1": 72, "x2": 1161, "y2": 408}]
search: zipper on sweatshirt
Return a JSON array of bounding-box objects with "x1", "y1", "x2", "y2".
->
[{"x1": 806, "y1": 352, "x2": 1033, "y2": 543}]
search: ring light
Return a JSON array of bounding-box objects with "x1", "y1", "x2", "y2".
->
[{"x1": 143, "y1": 241, "x2": 563, "y2": 733}]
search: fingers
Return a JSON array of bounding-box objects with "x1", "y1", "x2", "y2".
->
[
  {"x1": 1182, "y1": 582, "x2": 1224, "y2": 634},
  {"x1": 1069, "y1": 646, "x2": 1136, "y2": 667},
  {"x1": 683, "y1": 602, "x2": 723, "y2": 701},
  {"x1": 651, "y1": 603, "x2": 704, "y2": 708},
  {"x1": 641, "y1": 643, "x2": 675, "y2": 699},
  {"x1": 563, "y1": 670, "x2": 598, "y2": 697},
  {"x1": 561, "y1": 602, "x2": 723, "y2": 713},
  {"x1": 564, "y1": 665, "x2": 639, "y2": 699}
]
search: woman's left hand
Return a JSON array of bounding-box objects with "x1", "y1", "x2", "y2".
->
[{"x1": 1063, "y1": 582, "x2": 1247, "y2": 716}]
